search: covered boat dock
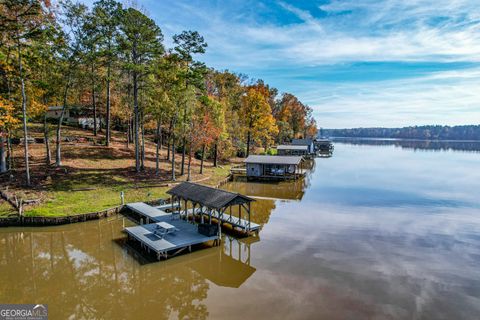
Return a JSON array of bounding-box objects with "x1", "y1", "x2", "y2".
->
[
  {"x1": 167, "y1": 182, "x2": 260, "y2": 233},
  {"x1": 276, "y1": 144, "x2": 309, "y2": 157},
  {"x1": 123, "y1": 183, "x2": 261, "y2": 261},
  {"x1": 244, "y1": 155, "x2": 305, "y2": 180}
]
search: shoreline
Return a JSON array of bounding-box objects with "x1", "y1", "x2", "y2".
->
[{"x1": 0, "y1": 169, "x2": 233, "y2": 227}]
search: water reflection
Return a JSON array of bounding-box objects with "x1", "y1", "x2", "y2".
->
[
  {"x1": 187, "y1": 237, "x2": 257, "y2": 289},
  {"x1": 0, "y1": 218, "x2": 258, "y2": 320},
  {"x1": 333, "y1": 137, "x2": 480, "y2": 152},
  {"x1": 224, "y1": 179, "x2": 308, "y2": 201}
]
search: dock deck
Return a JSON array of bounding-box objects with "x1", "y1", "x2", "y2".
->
[
  {"x1": 124, "y1": 220, "x2": 219, "y2": 260},
  {"x1": 126, "y1": 202, "x2": 170, "y2": 223}
]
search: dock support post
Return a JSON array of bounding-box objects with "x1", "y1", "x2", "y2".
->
[
  {"x1": 247, "y1": 202, "x2": 251, "y2": 232},
  {"x1": 238, "y1": 205, "x2": 241, "y2": 224},
  {"x1": 184, "y1": 199, "x2": 188, "y2": 221}
]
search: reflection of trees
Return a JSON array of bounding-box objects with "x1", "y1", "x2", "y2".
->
[
  {"x1": 0, "y1": 219, "x2": 210, "y2": 320},
  {"x1": 333, "y1": 138, "x2": 480, "y2": 153},
  {"x1": 222, "y1": 175, "x2": 313, "y2": 225},
  {"x1": 250, "y1": 199, "x2": 276, "y2": 225},
  {"x1": 225, "y1": 179, "x2": 307, "y2": 201}
]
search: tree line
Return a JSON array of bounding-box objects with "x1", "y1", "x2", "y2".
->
[
  {"x1": 0, "y1": 0, "x2": 317, "y2": 186},
  {"x1": 322, "y1": 125, "x2": 480, "y2": 141}
]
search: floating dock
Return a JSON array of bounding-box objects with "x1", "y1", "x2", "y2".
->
[
  {"x1": 124, "y1": 203, "x2": 219, "y2": 260},
  {"x1": 126, "y1": 202, "x2": 171, "y2": 223},
  {"x1": 124, "y1": 219, "x2": 219, "y2": 260}
]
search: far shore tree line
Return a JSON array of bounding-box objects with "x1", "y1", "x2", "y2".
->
[
  {"x1": 322, "y1": 125, "x2": 480, "y2": 141},
  {"x1": 0, "y1": 0, "x2": 318, "y2": 186}
]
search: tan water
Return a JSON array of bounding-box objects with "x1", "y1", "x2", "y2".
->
[{"x1": 1, "y1": 142, "x2": 480, "y2": 319}]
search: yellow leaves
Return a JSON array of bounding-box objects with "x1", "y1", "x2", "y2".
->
[
  {"x1": 25, "y1": 86, "x2": 48, "y2": 117},
  {"x1": 0, "y1": 97, "x2": 20, "y2": 131},
  {"x1": 241, "y1": 86, "x2": 278, "y2": 143}
]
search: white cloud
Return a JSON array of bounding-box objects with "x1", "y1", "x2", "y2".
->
[
  {"x1": 131, "y1": 0, "x2": 480, "y2": 127},
  {"x1": 308, "y1": 68, "x2": 480, "y2": 128},
  {"x1": 176, "y1": 0, "x2": 480, "y2": 67}
]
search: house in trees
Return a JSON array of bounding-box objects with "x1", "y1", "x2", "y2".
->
[
  {"x1": 46, "y1": 106, "x2": 71, "y2": 121},
  {"x1": 46, "y1": 106, "x2": 102, "y2": 130}
]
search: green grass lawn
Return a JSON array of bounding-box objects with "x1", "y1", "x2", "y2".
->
[
  {"x1": 23, "y1": 165, "x2": 231, "y2": 217},
  {"x1": 0, "y1": 201, "x2": 16, "y2": 217},
  {"x1": 4, "y1": 123, "x2": 233, "y2": 218}
]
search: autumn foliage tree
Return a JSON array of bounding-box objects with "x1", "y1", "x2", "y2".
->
[
  {"x1": 241, "y1": 85, "x2": 278, "y2": 156},
  {"x1": 0, "y1": 97, "x2": 19, "y2": 172},
  {"x1": 0, "y1": 0, "x2": 319, "y2": 187}
]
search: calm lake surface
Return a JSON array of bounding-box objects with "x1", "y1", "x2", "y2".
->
[{"x1": 1, "y1": 141, "x2": 480, "y2": 319}]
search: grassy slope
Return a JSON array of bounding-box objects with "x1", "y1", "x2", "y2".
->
[{"x1": 3, "y1": 124, "x2": 232, "y2": 217}]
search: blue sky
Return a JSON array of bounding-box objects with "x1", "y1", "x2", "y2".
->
[{"x1": 96, "y1": 0, "x2": 480, "y2": 128}]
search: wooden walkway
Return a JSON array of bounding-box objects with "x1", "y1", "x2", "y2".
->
[
  {"x1": 126, "y1": 202, "x2": 171, "y2": 223},
  {"x1": 183, "y1": 208, "x2": 261, "y2": 233},
  {"x1": 230, "y1": 167, "x2": 247, "y2": 175},
  {"x1": 154, "y1": 202, "x2": 181, "y2": 212}
]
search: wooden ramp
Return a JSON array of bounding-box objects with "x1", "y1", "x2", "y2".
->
[
  {"x1": 126, "y1": 202, "x2": 170, "y2": 223},
  {"x1": 154, "y1": 202, "x2": 181, "y2": 212},
  {"x1": 124, "y1": 219, "x2": 219, "y2": 260},
  {"x1": 211, "y1": 210, "x2": 261, "y2": 232},
  {"x1": 183, "y1": 208, "x2": 261, "y2": 233}
]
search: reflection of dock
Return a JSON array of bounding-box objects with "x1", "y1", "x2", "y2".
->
[{"x1": 188, "y1": 236, "x2": 257, "y2": 288}]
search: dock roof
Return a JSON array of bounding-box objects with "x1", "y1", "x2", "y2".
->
[
  {"x1": 291, "y1": 138, "x2": 313, "y2": 145},
  {"x1": 167, "y1": 182, "x2": 254, "y2": 210},
  {"x1": 277, "y1": 144, "x2": 308, "y2": 150},
  {"x1": 244, "y1": 155, "x2": 303, "y2": 165}
]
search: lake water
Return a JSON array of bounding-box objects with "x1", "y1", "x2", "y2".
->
[{"x1": 1, "y1": 141, "x2": 480, "y2": 319}]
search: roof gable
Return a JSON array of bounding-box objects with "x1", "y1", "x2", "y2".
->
[
  {"x1": 277, "y1": 145, "x2": 308, "y2": 150},
  {"x1": 244, "y1": 155, "x2": 303, "y2": 165},
  {"x1": 291, "y1": 139, "x2": 313, "y2": 145},
  {"x1": 167, "y1": 182, "x2": 253, "y2": 209}
]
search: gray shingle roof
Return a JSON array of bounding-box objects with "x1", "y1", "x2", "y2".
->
[
  {"x1": 277, "y1": 145, "x2": 308, "y2": 150},
  {"x1": 244, "y1": 155, "x2": 303, "y2": 165},
  {"x1": 167, "y1": 182, "x2": 254, "y2": 209}
]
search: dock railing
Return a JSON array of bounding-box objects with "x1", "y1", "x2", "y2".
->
[{"x1": 230, "y1": 164, "x2": 246, "y2": 175}]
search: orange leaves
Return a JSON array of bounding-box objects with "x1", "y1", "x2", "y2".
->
[
  {"x1": 276, "y1": 93, "x2": 316, "y2": 139},
  {"x1": 0, "y1": 97, "x2": 20, "y2": 132},
  {"x1": 189, "y1": 96, "x2": 223, "y2": 151}
]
